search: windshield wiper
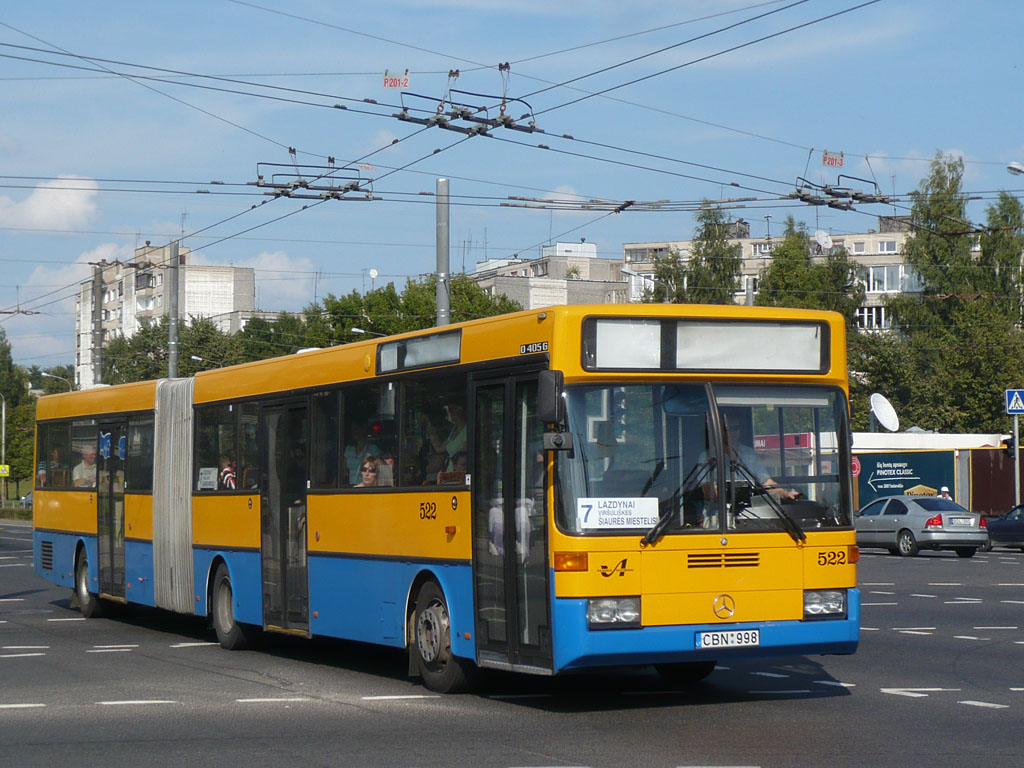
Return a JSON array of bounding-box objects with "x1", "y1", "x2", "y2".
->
[
  {"x1": 641, "y1": 458, "x2": 714, "y2": 547},
  {"x1": 728, "y1": 456, "x2": 805, "y2": 543}
]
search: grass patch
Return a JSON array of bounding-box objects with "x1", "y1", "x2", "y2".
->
[{"x1": 0, "y1": 507, "x2": 32, "y2": 522}]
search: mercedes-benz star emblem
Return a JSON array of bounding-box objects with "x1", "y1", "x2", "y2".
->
[{"x1": 713, "y1": 594, "x2": 736, "y2": 619}]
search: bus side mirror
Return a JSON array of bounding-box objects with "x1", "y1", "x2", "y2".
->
[{"x1": 537, "y1": 370, "x2": 565, "y2": 424}]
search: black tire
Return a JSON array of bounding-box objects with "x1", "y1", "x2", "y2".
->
[
  {"x1": 979, "y1": 537, "x2": 992, "y2": 552},
  {"x1": 897, "y1": 529, "x2": 918, "y2": 557},
  {"x1": 655, "y1": 660, "x2": 716, "y2": 686},
  {"x1": 955, "y1": 547, "x2": 976, "y2": 558},
  {"x1": 412, "y1": 581, "x2": 475, "y2": 693},
  {"x1": 212, "y1": 564, "x2": 255, "y2": 650},
  {"x1": 74, "y1": 550, "x2": 104, "y2": 618}
]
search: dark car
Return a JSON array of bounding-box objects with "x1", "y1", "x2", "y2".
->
[
  {"x1": 855, "y1": 495, "x2": 987, "y2": 558},
  {"x1": 985, "y1": 504, "x2": 1024, "y2": 552}
]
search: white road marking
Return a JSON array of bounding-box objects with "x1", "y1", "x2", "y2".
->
[
  {"x1": 2, "y1": 646, "x2": 49, "y2": 650},
  {"x1": 997, "y1": 583, "x2": 1024, "y2": 587},
  {"x1": 0, "y1": 598, "x2": 25, "y2": 601},
  {"x1": 909, "y1": 594, "x2": 937, "y2": 598},
  {"x1": 869, "y1": 590, "x2": 895, "y2": 595},
  {"x1": 87, "y1": 648, "x2": 133, "y2": 653},
  {"x1": 169, "y1": 642, "x2": 218, "y2": 648},
  {"x1": 954, "y1": 636, "x2": 988, "y2": 640},
  {"x1": 973, "y1": 626, "x2": 1018, "y2": 630},
  {"x1": 361, "y1": 695, "x2": 441, "y2": 700},
  {"x1": 861, "y1": 627, "x2": 880, "y2": 631},
  {"x1": 898, "y1": 631, "x2": 932, "y2": 635},
  {"x1": 0, "y1": 564, "x2": 28, "y2": 567},
  {"x1": 0, "y1": 653, "x2": 46, "y2": 658},
  {"x1": 1002, "y1": 600, "x2": 1024, "y2": 605},
  {"x1": 862, "y1": 582, "x2": 895, "y2": 586},
  {"x1": 862, "y1": 602, "x2": 898, "y2": 606},
  {"x1": 929, "y1": 582, "x2": 962, "y2": 586},
  {"x1": 881, "y1": 688, "x2": 960, "y2": 698},
  {"x1": 752, "y1": 672, "x2": 788, "y2": 678},
  {"x1": 814, "y1": 681, "x2": 856, "y2": 688},
  {"x1": 1010, "y1": 688, "x2": 1024, "y2": 691},
  {"x1": 98, "y1": 700, "x2": 177, "y2": 706},
  {"x1": 93, "y1": 644, "x2": 138, "y2": 648},
  {"x1": 959, "y1": 700, "x2": 1009, "y2": 709},
  {"x1": 236, "y1": 697, "x2": 312, "y2": 703},
  {"x1": 46, "y1": 618, "x2": 85, "y2": 622},
  {"x1": 892, "y1": 627, "x2": 935, "y2": 631},
  {"x1": 944, "y1": 599, "x2": 982, "y2": 604},
  {"x1": 0, "y1": 703, "x2": 45, "y2": 709}
]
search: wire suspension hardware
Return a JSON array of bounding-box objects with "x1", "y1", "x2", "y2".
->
[{"x1": 251, "y1": 162, "x2": 378, "y2": 201}]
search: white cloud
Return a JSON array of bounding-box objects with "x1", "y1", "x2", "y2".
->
[{"x1": 0, "y1": 177, "x2": 99, "y2": 230}]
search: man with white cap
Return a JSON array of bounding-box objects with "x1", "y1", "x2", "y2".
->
[{"x1": 939, "y1": 486, "x2": 952, "y2": 500}]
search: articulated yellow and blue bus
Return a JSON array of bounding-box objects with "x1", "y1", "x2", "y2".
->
[{"x1": 33, "y1": 304, "x2": 858, "y2": 691}]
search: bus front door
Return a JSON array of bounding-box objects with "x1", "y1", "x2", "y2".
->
[
  {"x1": 259, "y1": 401, "x2": 310, "y2": 634},
  {"x1": 472, "y1": 376, "x2": 552, "y2": 673},
  {"x1": 96, "y1": 421, "x2": 126, "y2": 602}
]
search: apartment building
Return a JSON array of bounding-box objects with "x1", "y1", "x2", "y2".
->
[{"x1": 74, "y1": 244, "x2": 255, "y2": 388}]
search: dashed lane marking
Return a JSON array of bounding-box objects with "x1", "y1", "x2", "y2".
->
[
  {"x1": 98, "y1": 700, "x2": 177, "y2": 706},
  {"x1": 954, "y1": 635, "x2": 990, "y2": 641},
  {"x1": 236, "y1": 697, "x2": 312, "y2": 703},
  {"x1": 959, "y1": 700, "x2": 1009, "y2": 709},
  {"x1": 0, "y1": 598, "x2": 25, "y2": 602},
  {"x1": 869, "y1": 590, "x2": 895, "y2": 595},
  {"x1": 87, "y1": 648, "x2": 133, "y2": 653},
  {"x1": 910, "y1": 594, "x2": 937, "y2": 598},
  {"x1": 752, "y1": 672, "x2": 788, "y2": 678},
  {"x1": 973, "y1": 626, "x2": 1018, "y2": 630},
  {"x1": 0, "y1": 653, "x2": 45, "y2": 658},
  {"x1": 360, "y1": 695, "x2": 441, "y2": 700},
  {"x1": 0, "y1": 704, "x2": 45, "y2": 709},
  {"x1": 169, "y1": 642, "x2": 218, "y2": 648},
  {"x1": 862, "y1": 602, "x2": 898, "y2": 606},
  {"x1": 814, "y1": 681, "x2": 855, "y2": 688},
  {"x1": 2, "y1": 646, "x2": 49, "y2": 650},
  {"x1": 898, "y1": 631, "x2": 933, "y2": 635},
  {"x1": 862, "y1": 582, "x2": 895, "y2": 586},
  {"x1": 881, "y1": 688, "x2": 960, "y2": 698},
  {"x1": 1002, "y1": 601, "x2": 1024, "y2": 605},
  {"x1": 46, "y1": 618, "x2": 84, "y2": 622},
  {"x1": 892, "y1": 627, "x2": 935, "y2": 631},
  {"x1": 929, "y1": 583, "x2": 962, "y2": 586},
  {"x1": 0, "y1": 564, "x2": 28, "y2": 568}
]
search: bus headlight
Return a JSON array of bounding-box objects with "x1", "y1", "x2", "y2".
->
[
  {"x1": 587, "y1": 597, "x2": 641, "y2": 629},
  {"x1": 803, "y1": 589, "x2": 847, "y2": 619}
]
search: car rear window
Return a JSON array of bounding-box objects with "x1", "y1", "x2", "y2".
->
[{"x1": 917, "y1": 498, "x2": 967, "y2": 512}]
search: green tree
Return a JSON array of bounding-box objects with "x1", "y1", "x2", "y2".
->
[
  {"x1": 0, "y1": 327, "x2": 30, "y2": 409},
  {"x1": 646, "y1": 204, "x2": 743, "y2": 305},
  {"x1": 754, "y1": 217, "x2": 865, "y2": 325},
  {"x1": 5, "y1": 400, "x2": 37, "y2": 494}
]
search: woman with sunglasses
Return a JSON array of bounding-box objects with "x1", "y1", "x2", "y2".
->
[{"x1": 354, "y1": 455, "x2": 382, "y2": 487}]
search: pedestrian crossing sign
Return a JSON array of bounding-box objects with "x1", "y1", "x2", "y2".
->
[{"x1": 1007, "y1": 389, "x2": 1024, "y2": 415}]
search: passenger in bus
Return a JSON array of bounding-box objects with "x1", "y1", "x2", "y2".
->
[
  {"x1": 443, "y1": 404, "x2": 466, "y2": 470},
  {"x1": 73, "y1": 445, "x2": 97, "y2": 487},
  {"x1": 343, "y1": 423, "x2": 379, "y2": 485},
  {"x1": 438, "y1": 451, "x2": 467, "y2": 484},
  {"x1": 354, "y1": 455, "x2": 381, "y2": 487},
  {"x1": 218, "y1": 455, "x2": 237, "y2": 490}
]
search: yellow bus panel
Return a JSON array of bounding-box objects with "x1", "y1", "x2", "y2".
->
[
  {"x1": 644, "y1": 589, "x2": 803, "y2": 625},
  {"x1": 34, "y1": 490, "x2": 96, "y2": 535},
  {"x1": 307, "y1": 492, "x2": 472, "y2": 561},
  {"x1": 192, "y1": 494, "x2": 261, "y2": 549},
  {"x1": 125, "y1": 494, "x2": 153, "y2": 541},
  {"x1": 36, "y1": 381, "x2": 156, "y2": 421}
]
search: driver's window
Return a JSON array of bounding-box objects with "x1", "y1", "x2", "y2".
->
[{"x1": 859, "y1": 500, "x2": 885, "y2": 516}]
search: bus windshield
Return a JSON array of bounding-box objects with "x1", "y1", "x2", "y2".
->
[{"x1": 556, "y1": 383, "x2": 852, "y2": 536}]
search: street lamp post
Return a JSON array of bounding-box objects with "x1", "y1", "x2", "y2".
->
[
  {"x1": 1, "y1": 392, "x2": 6, "y2": 504},
  {"x1": 351, "y1": 327, "x2": 386, "y2": 338},
  {"x1": 41, "y1": 372, "x2": 73, "y2": 391}
]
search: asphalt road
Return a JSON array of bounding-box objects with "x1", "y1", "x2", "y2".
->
[{"x1": 2, "y1": 519, "x2": 1022, "y2": 767}]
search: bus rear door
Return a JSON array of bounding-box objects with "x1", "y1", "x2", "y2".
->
[{"x1": 97, "y1": 420, "x2": 126, "y2": 602}]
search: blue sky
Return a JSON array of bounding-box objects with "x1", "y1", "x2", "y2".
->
[{"x1": 2, "y1": 0, "x2": 1022, "y2": 366}]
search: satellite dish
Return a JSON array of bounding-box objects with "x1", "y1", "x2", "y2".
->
[
  {"x1": 814, "y1": 230, "x2": 833, "y2": 250},
  {"x1": 869, "y1": 393, "x2": 900, "y2": 432}
]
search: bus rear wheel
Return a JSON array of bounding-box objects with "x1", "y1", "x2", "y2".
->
[
  {"x1": 212, "y1": 564, "x2": 256, "y2": 650},
  {"x1": 75, "y1": 550, "x2": 104, "y2": 619},
  {"x1": 412, "y1": 581, "x2": 475, "y2": 693},
  {"x1": 655, "y1": 660, "x2": 716, "y2": 686}
]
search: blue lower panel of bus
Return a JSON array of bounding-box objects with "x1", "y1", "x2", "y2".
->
[
  {"x1": 33, "y1": 529, "x2": 82, "y2": 589},
  {"x1": 192, "y1": 550, "x2": 263, "y2": 625},
  {"x1": 307, "y1": 555, "x2": 474, "y2": 658},
  {"x1": 125, "y1": 540, "x2": 154, "y2": 607},
  {"x1": 552, "y1": 587, "x2": 860, "y2": 671}
]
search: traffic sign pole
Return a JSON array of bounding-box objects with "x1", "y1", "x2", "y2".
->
[{"x1": 1016, "y1": 414, "x2": 1020, "y2": 507}]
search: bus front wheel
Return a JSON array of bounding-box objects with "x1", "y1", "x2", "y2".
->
[
  {"x1": 412, "y1": 581, "x2": 475, "y2": 693},
  {"x1": 212, "y1": 564, "x2": 255, "y2": 650},
  {"x1": 74, "y1": 550, "x2": 104, "y2": 619}
]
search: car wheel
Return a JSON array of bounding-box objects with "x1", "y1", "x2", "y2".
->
[
  {"x1": 412, "y1": 581, "x2": 476, "y2": 693},
  {"x1": 954, "y1": 547, "x2": 976, "y2": 558},
  {"x1": 897, "y1": 529, "x2": 918, "y2": 557},
  {"x1": 979, "y1": 538, "x2": 992, "y2": 552},
  {"x1": 75, "y1": 550, "x2": 104, "y2": 618},
  {"x1": 656, "y1": 660, "x2": 716, "y2": 686},
  {"x1": 212, "y1": 564, "x2": 256, "y2": 650}
]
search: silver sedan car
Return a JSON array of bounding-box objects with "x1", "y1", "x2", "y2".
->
[{"x1": 855, "y1": 495, "x2": 987, "y2": 558}]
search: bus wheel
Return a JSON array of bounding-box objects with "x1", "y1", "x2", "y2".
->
[
  {"x1": 655, "y1": 660, "x2": 716, "y2": 686},
  {"x1": 412, "y1": 581, "x2": 475, "y2": 693},
  {"x1": 212, "y1": 564, "x2": 254, "y2": 650},
  {"x1": 897, "y1": 529, "x2": 918, "y2": 557},
  {"x1": 75, "y1": 550, "x2": 104, "y2": 619}
]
